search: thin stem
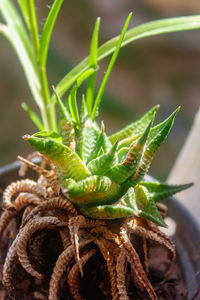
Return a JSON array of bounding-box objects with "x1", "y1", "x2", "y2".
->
[
  {"x1": 40, "y1": 103, "x2": 50, "y2": 131},
  {"x1": 22, "y1": 0, "x2": 57, "y2": 131},
  {"x1": 39, "y1": 66, "x2": 57, "y2": 131},
  {"x1": 25, "y1": 0, "x2": 57, "y2": 131},
  {"x1": 26, "y1": 0, "x2": 40, "y2": 57}
]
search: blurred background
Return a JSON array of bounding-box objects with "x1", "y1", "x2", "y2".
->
[{"x1": 0, "y1": 0, "x2": 200, "y2": 180}]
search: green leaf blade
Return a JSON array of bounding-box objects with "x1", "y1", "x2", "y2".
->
[
  {"x1": 24, "y1": 135, "x2": 91, "y2": 181},
  {"x1": 134, "y1": 185, "x2": 165, "y2": 227},
  {"x1": 106, "y1": 120, "x2": 152, "y2": 184},
  {"x1": 39, "y1": 0, "x2": 63, "y2": 68},
  {"x1": 140, "y1": 181, "x2": 193, "y2": 203},
  {"x1": 87, "y1": 140, "x2": 119, "y2": 175},
  {"x1": 91, "y1": 12, "x2": 132, "y2": 120},
  {"x1": 125, "y1": 108, "x2": 180, "y2": 187},
  {"x1": 110, "y1": 105, "x2": 159, "y2": 144},
  {"x1": 64, "y1": 175, "x2": 121, "y2": 207},
  {"x1": 21, "y1": 102, "x2": 44, "y2": 131},
  {"x1": 53, "y1": 15, "x2": 200, "y2": 101},
  {"x1": 86, "y1": 17, "x2": 101, "y2": 114}
]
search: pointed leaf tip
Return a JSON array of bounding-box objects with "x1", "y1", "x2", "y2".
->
[{"x1": 138, "y1": 118, "x2": 153, "y2": 146}]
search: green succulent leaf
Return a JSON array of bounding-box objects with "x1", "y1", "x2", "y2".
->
[
  {"x1": 106, "y1": 119, "x2": 152, "y2": 184},
  {"x1": 75, "y1": 119, "x2": 100, "y2": 164},
  {"x1": 118, "y1": 135, "x2": 140, "y2": 150},
  {"x1": 63, "y1": 175, "x2": 122, "y2": 207},
  {"x1": 134, "y1": 184, "x2": 165, "y2": 227},
  {"x1": 117, "y1": 147, "x2": 129, "y2": 163},
  {"x1": 79, "y1": 205, "x2": 133, "y2": 219},
  {"x1": 24, "y1": 135, "x2": 91, "y2": 181},
  {"x1": 32, "y1": 131, "x2": 62, "y2": 143},
  {"x1": 140, "y1": 181, "x2": 193, "y2": 203},
  {"x1": 125, "y1": 108, "x2": 180, "y2": 187},
  {"x1": 79, "y1": 187, "x2": 137, "y2": 219},
  {"x1": 110, "y1": 105, "x2": 159, "y2": 144},
  {"x1": 87, "y1": 140, "x2": 119, "y2": 175},
  {"x1": 89, "y1": 126, "x2": 112, "y2": 162}
]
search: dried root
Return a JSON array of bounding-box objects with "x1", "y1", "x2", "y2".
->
[
  {"x1": 16, "y1": 216, "x2": 61, "y2": 279},
  {"x1": 0, "y1": 155, "x2": 176, "y2": 300},
  {"x1": 116, "y1": 251, "x2": 127, "y2": 300},
  {"x1": 68, "y1": 249, "x2": 96, "y2": 300},
  {"x1": 2, "y1": 179, "x2": 45, "y2": 210},
  {"x1": 68, "y1": 215, "x2": 104, "y2": 275},
  {"x1": 0, "y1": 210, "x2": 16, "y2": 235},
  {"x1": 94, "y1": 239, "x2": 118, "y2": 300},
  {"x1": 119, "y1": 225, "x2": 158, "y2": 300},
  {"x1": 23, "y1": 196, "x2": 77, "y2": 226},
  {"x1": 49, "y1": 239, "x2": 93, "y2": 300},
  {"x1": 2, "y1": 237, "x2": 18, "y2": 290}
]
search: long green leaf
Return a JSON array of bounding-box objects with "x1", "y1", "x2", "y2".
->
[
  {"x1": 0, "y1": 0, "x2": 34, "y2": 63},
  {"x1": 22, "y1": 102, "x2": 44, "y2": 131},
  {"x1": 91, "y1": 13, "x2": 132, "y2": 120},
  {"x1": 86, "y1": 17, "x2": 101, "y2": 115},
  {"x1": 39, "y1": 0, "x2": 63, "y2": 68},
  {"x1": 0, "y1": 24, "x2": 42, "y2": 109},
  {"x1": 26, "y1": 0, "x2": 40, "y2": 55},
  {"x1": 0, "y1": 0, "x2": 43, "y2": 110},
  {"x1": 18, "y1": 0, "x2": 31, "y2": 30},
  {"x1": 68, "y1": 68, "x2": 96, "y2": 124},
  {"x1": 18, "y1": 0, "x2": 40, "y2": 55},
  {"x1": 53, "y1": 15, "x2": 200, "y2": 101}
]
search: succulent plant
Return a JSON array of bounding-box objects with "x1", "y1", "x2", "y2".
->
[
  {"x1": 0, "y1": 1, "x2": 199, "y2": 299},
  {"x1": 24, "y1": 101, "x2": 190, "y2": 227}
]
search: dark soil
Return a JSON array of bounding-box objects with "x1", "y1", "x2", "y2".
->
[{"x1": 0, "y1": 213, "x2": 187, "y2": 300}]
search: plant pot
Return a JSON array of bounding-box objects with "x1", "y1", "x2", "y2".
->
[{"x1": 0, "y1": 161, "x2": 200, "y2": 299}]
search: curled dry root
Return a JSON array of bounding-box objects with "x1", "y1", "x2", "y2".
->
[{"x1": 0, "y1": 154, "x2": 176, "y2": 300}]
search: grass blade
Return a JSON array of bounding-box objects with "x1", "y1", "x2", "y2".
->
[
  {"x1": 18, "y1": 0, "x2": 40, "y2": 56},
  {"x1": 53, "y1": 15, "x2": 200, "y2": 101},
  {"x1": 26, "y1": 0, "x2": 40, "y2": 55},
  {"x1": 0, "y1": 24, "x2": 43, "y2": 109},
  {"x1": 86, "y1": 17, "x2": 101, "y2": 115},
  {"x1": 39, "y1": 0, "x2": 63, "y2": 68},
  {"x1": 90, "y1": 12, "x2": 132, "y2": 120},
  {"x1": 21, "y1": 102, "x2": 44, "y2": 131},
  {"x1": 68, "y1": 86, "x2": 80, "y2": 125},
  {"x1": 17, "y1": 0, "x2": 31, "y2": 30},
  {"x1": 0, "y1": 0, "x2": 34, "y2": 63},
  {"x1": 68, "y1": 68, "x2": 96, "y2": 124}
]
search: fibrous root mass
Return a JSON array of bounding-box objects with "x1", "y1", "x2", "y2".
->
[{"x1": 0, "y1": 153, "x2": 175, "y2": 300}]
